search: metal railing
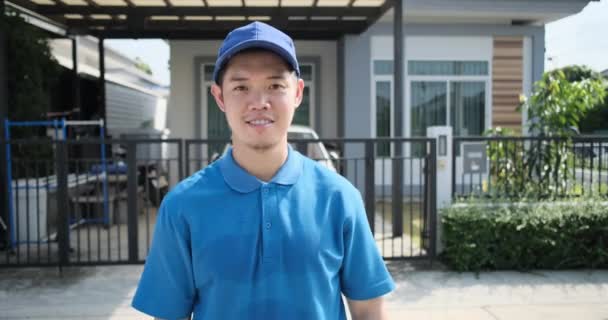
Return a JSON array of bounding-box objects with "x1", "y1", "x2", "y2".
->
[
  {"x1": 452, "y1": 136, "x2": 608, "y2": 199},
  {"x1": 1, "y1": 138, "x2": 182, "y2": 267},
  {"x1": 1, "y1": 137, "x2": 437, "y2": 266}
]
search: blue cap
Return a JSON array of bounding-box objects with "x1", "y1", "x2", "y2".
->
[{"x1": 213, "y1": 21, "x2": 300, "y2": 84}]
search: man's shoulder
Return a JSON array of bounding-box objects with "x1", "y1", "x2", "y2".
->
[{"x1": 162, "y1": 162, "x2": 225, "y2": 207}]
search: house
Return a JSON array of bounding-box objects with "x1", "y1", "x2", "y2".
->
[
  {"x1": 167, "y1": 0, "x2": 593, "y2": 144},
  {"x1": 162, "y1": 0, "x2": 593, "y2": 193}
]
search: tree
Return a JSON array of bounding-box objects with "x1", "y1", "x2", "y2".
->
[
  {"x1": 1, "y1": 10, "x2": 62, "y2": 177},
  {"x1": 522, "y1": 66, "x2": 606, "y2": 136}
]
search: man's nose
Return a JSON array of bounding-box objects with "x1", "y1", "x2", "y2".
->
[{"x1": 247, "y1": 90, "x2": 270, "y2": 110}]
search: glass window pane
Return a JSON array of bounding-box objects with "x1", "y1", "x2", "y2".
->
[
  {"x1": 293, "y1": 87, "x2": 310, "y2": 126},
  {"x1": 450, "y1": 82, "x2": 485, "y2": 136},
  {"x1": 376, "y1": 81, "x2": 391, "y2": 157},
  {"x1": 408, "y1": 61, "x2": 488, "y2": 76},
  {"x1": 374, "y1": 60, "x2": 394, "y2": 75},
  {"x1": 204, "y1": 65, "x2": 215, "y2": 81},
  {"x1": 411, "y1": 81, "x2": 447, "y2": 156},
  {"x1": 300, "y1": 65, "x2": 313, "y2": 81}
]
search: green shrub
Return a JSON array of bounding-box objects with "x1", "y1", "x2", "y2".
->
[
  {"x1": 441, "y1": 197, "x2": 608, "y2": 272},
  {"x1": 1, "y1": 10, "x2": 61, "y2": 178}
]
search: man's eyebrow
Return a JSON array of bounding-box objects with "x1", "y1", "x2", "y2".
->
[
  {"x1": 227, "y1": 76, "x2": 248, "y2": 82},
  {"x1": 267, "y1": 74, "x2": 289, "y2": 80},
  {"x1": 227, "y1": 73, "x2": 289, "y2": 82}
]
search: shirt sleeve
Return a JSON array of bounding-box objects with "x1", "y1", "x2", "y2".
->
[
  {"x1": 340, "y1": 190, "x2": 395, "y2": 301},
  {"x1": 132, "y1": 193, "x2": 196, "y2": 320}
]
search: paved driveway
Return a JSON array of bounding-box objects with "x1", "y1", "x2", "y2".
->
[{"x1": 0, "y1": 261, "x2": 607, "y2": 319}]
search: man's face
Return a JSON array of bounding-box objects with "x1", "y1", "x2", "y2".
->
[{"x1": 210, "y1": 50, "x2": 304, "y2": 152}]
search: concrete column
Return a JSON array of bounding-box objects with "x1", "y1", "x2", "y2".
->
[{"x1": 426, "y1": 126, "x2": 453, "y2": 253}]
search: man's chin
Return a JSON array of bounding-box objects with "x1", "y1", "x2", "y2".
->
[{"x1": 241, "y1": 140, "x2": 281, "y2": 153}]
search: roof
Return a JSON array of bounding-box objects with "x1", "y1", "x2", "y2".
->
[
  {"x1": 49, "y1": 36, "x2": 169, "y2": 95},
  {"x1": 6, "y1": 0, "x2": 393, "y2": 39}
]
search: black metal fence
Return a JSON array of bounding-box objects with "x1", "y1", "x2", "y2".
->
[
  {"x1": 1, "y1": 137, "x2": 437, "y2": 267},
  {"x1": 1, "y1": 138, "x2": 182, "y2": 267},
  {"x1": 453, "y1": 136, "x2": 608, "y2": 199}
]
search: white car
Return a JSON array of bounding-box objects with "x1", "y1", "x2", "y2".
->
[{"x1": 287, "y1": 125, "x2": 338, "y2": 172}]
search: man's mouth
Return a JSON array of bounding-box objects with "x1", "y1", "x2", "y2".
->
[{"x1": 246, "y1": 119, "x2": 274, "y2": 126}]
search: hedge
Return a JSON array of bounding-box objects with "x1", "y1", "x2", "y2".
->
[{"x1": 441, "y1": 198, "x2": 608, "y2": 272}]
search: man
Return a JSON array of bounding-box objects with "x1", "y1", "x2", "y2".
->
[{"x1": 132, "y1": 21, "x2": 395, "y2": 320}]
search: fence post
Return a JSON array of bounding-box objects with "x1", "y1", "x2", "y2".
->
[
  {"x1": 391, "y1": 141, "x2": 403, "y2": 238},
  {"x1": 55, "y1": 141, "x2": 70, "y2": 267},
  {"x1": 429, "y1": 139, "x2": 437, "y2": 260},
  {"x1": 364, "y1": 141, "x2": 375, "y2": 234},
  {"x1": 185, "y1": 141, "x2": 191, "y2": 178},
  {"x1": 178, "y1": 140, "x2": 184, "y2": 181},
  {"x1": 126, "y1": 141, "x2": 139, "y2": 263},
  {"x1": 451, "y1": 137, "x2": 457, "y2": 198}
]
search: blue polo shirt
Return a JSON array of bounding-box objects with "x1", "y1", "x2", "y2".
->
[{"x1": 132, "y1": 146, "x2": 395, "y2": 320}]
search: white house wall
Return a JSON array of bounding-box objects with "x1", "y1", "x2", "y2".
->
[
  {"x1": 106, "y1": 82, "x2": 160, "y2": 131},
  {"x1": 168, "y1": 40, "x2": 337, "y2": 140},
  {"x1": 169, "y1": 40, "x2": 221, "y2": 140}
]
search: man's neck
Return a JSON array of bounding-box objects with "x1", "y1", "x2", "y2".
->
[{"x1": 231, "y1": 141, "x2": 289, "y2": 182}]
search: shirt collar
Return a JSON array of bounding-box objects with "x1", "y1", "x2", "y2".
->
[{"x1": 218, "y1": 144, "x2": 303, "y2": 193}]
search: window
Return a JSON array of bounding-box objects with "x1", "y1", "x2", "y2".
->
[
  {"x1": 374, "y1": 60, "x2": 394, "y2": 75},
  {"x1": 450, "y1": 82, "x2": 485, "y2": 136},
  {"x1": 411, "y1": 81, "x2": 447, "y2": 137},
  {"x1": 373, "y1": 60, "x2": 394, "y2": 157},
  {"x1": 376, "y1": 81, "x2": 392, "y2": 156},
  {"x1": 292, "y1": 64, "x2": 314, "y2": 127},
  {"x1": 408, "y1": 61, "x2": 488, "y2": 76},
  {"x1": 408, "y1": 60, "x2": 488, "y2": 156}
]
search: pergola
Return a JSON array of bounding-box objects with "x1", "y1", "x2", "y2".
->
[
  {"x1": 0, "y1": 0, "x2": 406, "y2": 225},
  {"x1": 4, "y1": 0, "x2": 394, "y2": 39}
]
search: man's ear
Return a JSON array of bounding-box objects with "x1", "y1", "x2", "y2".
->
[
  {"x1": 294, "y1": 78, "x2": 305, "y2": 109},
  {"x1": 210, "y1": 83, "x2": 226, "y2": 112}
]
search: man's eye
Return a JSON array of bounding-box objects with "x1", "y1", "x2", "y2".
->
[
  {"x1": 234, "y1": 86, "x2": 247, "y2": 91},
  {"x1": 270, "y1": 84, "x2": 285, "y2": 90}
]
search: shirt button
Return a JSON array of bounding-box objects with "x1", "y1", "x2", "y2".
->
[
  {"x1": 265, "y1": 222, "x2": 272, "y2": 229},
  {"x1": 262, "y1": 188, "x2": 269, "y2": 194}
]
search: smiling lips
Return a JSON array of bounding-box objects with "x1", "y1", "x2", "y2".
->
[{"x1": 246, "y1": 117, "x2": 274, "y2": 128}]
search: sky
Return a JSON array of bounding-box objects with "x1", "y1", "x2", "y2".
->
[
  {"x1": 545, "y1": 0, "x2": 608, "y2": 73},
  {"x1": 104, "y1": 0, "x2": 608, "y2": 86},
  {"x1": 105, "y1": 39, "x2": 171, "y2": 86}
]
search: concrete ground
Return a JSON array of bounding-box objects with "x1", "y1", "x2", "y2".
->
[{"x1": 0, "y1": 261, "x2": 607, "y2": 320}]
